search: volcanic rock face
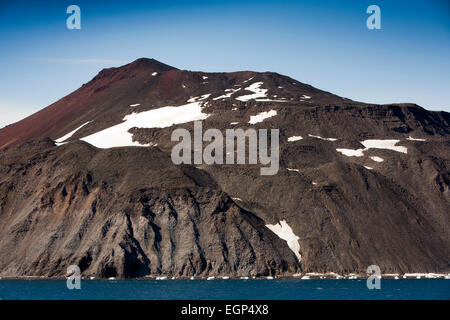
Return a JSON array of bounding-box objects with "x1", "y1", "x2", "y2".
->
[
  {"x1": 0, "y1": 139, "x2": 298, "y2": 278},
  {"x1": 0, "y1": 58, "x2": 448, "y2": 278}
]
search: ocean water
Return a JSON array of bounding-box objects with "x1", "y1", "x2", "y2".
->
[{"x1": 0, "y1": 279, "x2": 448, "y2": 300}]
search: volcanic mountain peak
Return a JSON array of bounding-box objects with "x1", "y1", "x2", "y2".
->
[
  {"x1": 0, "y1": 59, "x2": 449, "y2": 279},
  {"x1": 0, "y1": 58, "x2": 448, "y2": 151}
]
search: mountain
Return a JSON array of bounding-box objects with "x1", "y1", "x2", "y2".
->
[{"x1": 0, "y1": 58, "x2": 448, "y2": 278}]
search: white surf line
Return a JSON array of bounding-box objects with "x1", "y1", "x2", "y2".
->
[
  {"x1": 236, "y1": 82, "x2": 268, "y2": 102},
  {"x1": 81, "y1": 102, "x2": 210, "y2": 148},
  {"x1": 308, "y1": 134, "x2": 338, "y2": 141},
  {"x1": 287, "y1": 136, "x2": 303, "y2": 142},
  {"x1": 55, "y1": 121, "x2": 91, "y2": 144},
  {"x1": 248, "y1": 110, "x2": 277, "y2": 124},
  {"x1": 266, "y1": 220, "x2": 301, "y2": 260},
  {"x1": 402, "y1": 273, "x2": 448, "y2": 279}
]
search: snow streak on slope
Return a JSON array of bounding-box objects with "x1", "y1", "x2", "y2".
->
[
  {"x1": 370, "y1": 156, "x2": 384, "y2": 162},
  {"x1": 248, "y1": 110, "x2": 277, "y2": 124},
  {"x1": 81, "y1": 102, "x2": 209, "y2": 148},
  {"x1": 287, "y1": 136, "x2": 303, "y2": 142},
  {"x1": 55, "y1": 121, "x2": 91, "y2": 144},
  {"x1": 336, "y1": 148, "x2": 365, "y2": 157},
  {"x1": 236, "y1": 82, "x2": 268, "y2": 101},
  {"x1": 308, "y1": 134, "x2": 337, "y2": 141},
  {"x1": 266, "y1": 220, "x2": 301, "y2": 260},
  {"x1": 407, "y1": 136, "x2": 426, "y2": 142},
  {"x1": 213, "y1": 88, "x2": 241, "y2": 100}
]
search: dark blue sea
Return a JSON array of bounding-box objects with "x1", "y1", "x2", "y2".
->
[{"x1": 0, "y1": 279, "x2": 448, "y2": 300}]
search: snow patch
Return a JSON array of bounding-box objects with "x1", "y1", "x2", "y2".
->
[
  {"x1": 254, "y1": 99, "x2": 288, "y2": 102},
  {"x1": 266, "y1": 220, "x2": 301, "y2": 260},
  {"x1": 81, "y1": 102, "x2": 209, "y2": 148},
  {"x1": 248, "y1": 110, "x2": 277, "y2": 124},
  {"x1": 130, "y1": 103, "x2": 140, "y2": 107},
  {"x1": 187, "y1": 94, "x2": 211, "y2": 103},
  {"x1": 202, "y1": 76, "x2": 208, "y2": 80},
  {"x1": 152, "y1": 72, "x2": 158, "y2": 76},
  {"x1": 370, "y1": 156, "x2": 384, "y2": 162},
  {"x1": 364, "y1": 166, "x2": 373, "y2": 170},
  {"x1": 230, "y1": 122, "x2": 239, "y2": 125},
  {"x1": 308, "y1": 134, "x2": 337, "y2": 141},
  {"x1": 302, "y1": 95, "x2": 311, "y2": 99},
  {"x1": 213, "y1": 88, "x2": 241, "y2": 100},
  {"x1": 287, "y1": 136, "x2": 303, "y2": 142},
  {"x1": 236, "y1": 82, "x2": 268, "y2": 101},
  {"x1": 336, "y1": 148, "x2": 365, "y2": 157},
  {"x1": 361, "y1": 139, "x2": 407, "y2": 154},
  {"x1": 337, "y1": 139, "x2": 408, "y2": 157}
]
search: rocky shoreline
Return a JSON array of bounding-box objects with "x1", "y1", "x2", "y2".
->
[{"x1": 1, "y1": 272, "x2": 449, "y2": 281}]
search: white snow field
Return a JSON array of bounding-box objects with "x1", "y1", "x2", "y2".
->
[
  {"x1": 361, "y1": 139, "x2": 407, "y2": 154},
  {"x1": 337, "y1": 139, "x2": 408, "y2": 157},
  {"x1": 266, "y1": 220, "x2": 301, "y2": 260},
  {"x1": 236, "y1": 82, "x2": 268, "y2": 101},
  {"x1": 80, "y1": 102, "x2": 209, "y2": 148},
  {"x1": 55, "y1": 121, "x2": 91, "y2": 144},
  {"x1": 248, "y1": 110, "x2": 277, "y2": 124}
]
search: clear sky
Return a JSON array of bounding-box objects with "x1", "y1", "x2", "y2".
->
[{"x1": 0, "y1": 0, "x2": 449, "y2": 128}]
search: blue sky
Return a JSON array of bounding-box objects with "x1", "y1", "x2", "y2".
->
[{"x1": 0, "y1": 0, "x2": 449, "y2": 127}]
